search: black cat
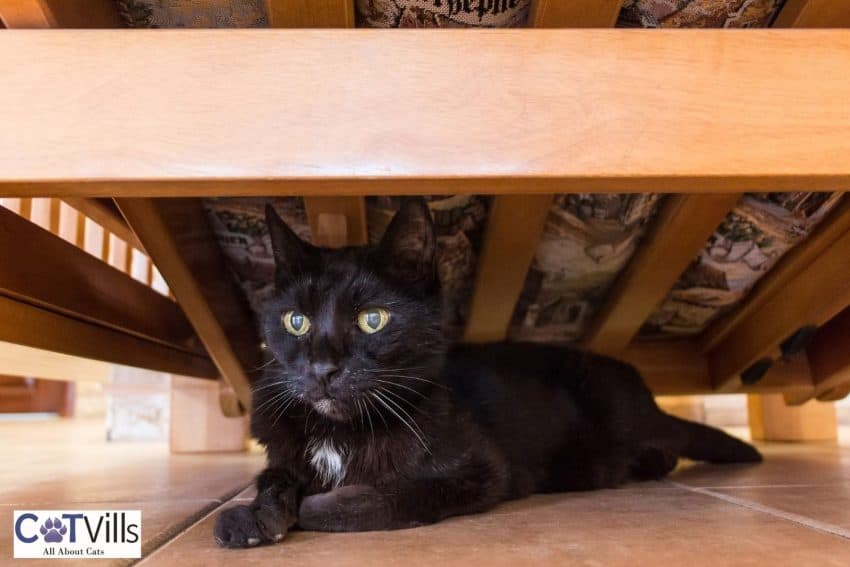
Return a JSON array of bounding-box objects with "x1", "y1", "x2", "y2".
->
[{"x1": 214, "y1": 198, "x2": 761, "y2": 548}]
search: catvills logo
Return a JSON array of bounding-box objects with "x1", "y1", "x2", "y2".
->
[{"x1": 13, "y1": 510, "x2": 141, "y2": 559}]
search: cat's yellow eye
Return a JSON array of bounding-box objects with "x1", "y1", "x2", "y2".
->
[
  {"x1": 282, "y1": 310, "x2": 311, "y2": 336},
  {"x1": 357, "y1": 308, "x2": 390, "y2": 334}
]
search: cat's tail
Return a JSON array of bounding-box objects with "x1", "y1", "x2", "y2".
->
[{"x1": 667, "y1": 415, "x2": 762, "y2": 464}]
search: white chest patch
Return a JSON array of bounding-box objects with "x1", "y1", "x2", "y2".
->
[{"x1": 306, "y1": 439, "x2": 347, "y2": 487}]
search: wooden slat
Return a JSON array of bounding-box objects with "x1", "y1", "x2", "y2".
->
[
  {"x1": 48, "y1": 198, "x2": 61, "y2": 233},
  {"x1": 582, "y1": 193, "x2": 741, "y2": 356},
  {"x1": 529, "y1": 0, "x2": 624, "y2": 27},
  {"x1": 303, "y1": 196, "x2": 368, "y2": 247},
  {"x1": 619, "y1": 340, "x2": 813, "y2": 396},
  {"x1": 117, "y1": 198, "x2": 261, "y2": 412},
  {"x1": 807, "y1": 305, "x2": 850, "y2": 399},
  {"x1": 266, "y1": 0, "x2": 354, "y2": 28},
  {"x1": 0, "y1": 341, "x2": 111, "y2": 383},
  {"x1": 700, "y1": 195, "x2": 850, "y2": 352},
  {"x1": 0, "y1": 206, "x2": 203, "y2": 353},
  {"x1": 709, "y1": 219, "x2": 850, "y2": 392},
  {"x1": 62, "y1": 198, "x2": 143, "y2": 249},
  {"x1": 0, "y1": 295, "x2": 216, "y2": 378},
  {"x1": 773, "y1": 0, "x2": 850, "y2": 28},
  {"x1": 463, "y1": 195, "x2": 553, "y2": 342},
  {"x1": 0, "y1": 0, "x2": 121, "y2": 28},
  {"x1": 4, "y1": 31, "x2": 850, "y2": 195}
]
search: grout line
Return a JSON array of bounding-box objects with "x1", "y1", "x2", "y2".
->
[
  {"x1": 670, "y1": 481, "x2": 850, "y2": 541},
  {"x1": 664, "y1": 482, "x2": 849, "y2": 490},
  {"x1": 130, "y1": 481, "x2": 254, "y2": 566}
]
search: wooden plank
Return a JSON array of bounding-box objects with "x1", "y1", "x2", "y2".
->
[
  {"x1": 463, "y1": 195, "x2": 553, "y2": 342},
  {"x1": 529, "y1": 0, "x2": 624, "y2": 27},
  {"x1": 582, "y1": 194, "x2": 741, "y2": 356},
  {"x1": 619, "y1": 340, "x2": 813, "y2": 396},
  {"x1": 3, "y1": 31, "x2": 850, "y2": 194},
  {"x1": 748, "y1": 393, "x2": 837, "y2": 442},
  {"x1": 303, "y1": 196, "x2": 368, "y2": 247},
  {"x1": 62, "y1": 197, "x2": 143, "y2": 249},
  {"x1": 708, "y1": 220, "x2": 850, "y2": 392},
  {"x1": 117, "y1": 198, "x2": 261, "y2": 412},
  {"x1": 773, "y1": 0, "x2": 850, "y2": 28},
  {"x1": 266, "y1": 0, "x2": 354, "y2": 28},
  {"x1": 807, "y1": 305, "x2": 850, "y2": 398},
  {"x1": 48, "y1": 198, "x2": 61, "y2": 233},
  {"x1": 170, "y1": 376, "x2": 247, "y2": 453},
  {"x1": 0, "y1": 206, "x2": 204, "y2": 353},
  {"x1": 700, "y1": 196, "x2": 850, "y2": 352},
  {"x1": 0, "y1": 295, "x2": 216, "y2": 378},
  {"x1": 0, "y1": 0, "x2": 121, "y2": 28},
  {"x1": 0, "y1": 340, "x2": 111, "y2": 383}
]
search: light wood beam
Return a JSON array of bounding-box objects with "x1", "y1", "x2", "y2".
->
[
  {"x1": 582, "y1": 194, "x2": 741, "y2": 356},
  {"x1": 773, "y1": 0, "x2": 850, "y2": 27},
  {"x1": 463, "y1": 195, "x2": 553, "y2": 342},
  {"x1": 0, "y1": 341, "x2": 112, "y2": 383},
  {"x1": 708, "y1": 214, "x2": 850, "y2": 392},
  {"x1": 807, "y1": 306, "x2": 850, "y2": 399},
  {"x1": 303, "y1": 196, "x2": 368, "y2": 247},
  {"x1": 619, "y1": 340, "x2": 813, "y2": 396},
  {"x1": 529, "y1": 0, "x2": 624, "y2": 27},
  {"x1": 0, "y1": 206, "x2": 203, "y2": 353},
  {"x1": 0, "y1": 295, "x2": 216, "y2": 378},
  {"x1": 4, "y1": 31, "x2": 850, "y2": 195},
  {"x1": 0, "y1": 0, "x2": 121, "y2": 28},
  {"x1": 62, "y1": 198, "x2": 143, "y2": 249},
  {"x1": 117, "y1": 198, "x2": 262, "y2": 414},
  {"x1": 265, "y1": 0, "x2": 354, "y2": 28}
]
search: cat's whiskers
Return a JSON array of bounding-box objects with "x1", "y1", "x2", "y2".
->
[
  {"x1": 362, "y1": 366, "x2": 426, "y2": 374},
  {"x1": 366, "y1": 394, "x2": 389, "y2": 431},
  {"x1": 373, "y1": 373, "x2": 451, "y2": 391},
  {"x1": 249, "y1": 357, "x2": 280, "y2": 373},
  {"x1": 368, "y1": 378, "x2": 427, "y2": 399},
  {"x1": 370, "y1": 390, "x2": 430, "y2": 453},
  {"x1": 270, "y1": 395, "x2": 298, "y2": 429},
  {"x1": 253, "y1": 388, "x2": 293, "y2": 415},
  {"x1": 375, "y1": 386, "x2": 421, "y2": 413},
  {"x1": 362, "y1": 396, "x2": 376, "y2": 441}
]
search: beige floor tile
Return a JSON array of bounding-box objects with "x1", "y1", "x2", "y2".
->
[
  {"x1": 0, "y1": 418, "x2": 264, "y2": 505},
  {"x1": 670, "y1": 443, "x2": 850, "y2": 488},
  {"x1": 142, "y1": 488, "x2": 850, "y2": 567},
  {"x1": 710, "y1": 484, "x2": 850, "y2": 533},
  {"x1": 0, "y1": 417, "x2": 262, "y2": 566}
]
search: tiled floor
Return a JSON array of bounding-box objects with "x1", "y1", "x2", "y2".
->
[{"x1": 2, "y1": 420, "x2": 849, "y2": 566}]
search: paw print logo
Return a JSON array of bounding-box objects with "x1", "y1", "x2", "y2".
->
[{"x1": 40, "y1": 517, "x2": 67, "y2": 543}]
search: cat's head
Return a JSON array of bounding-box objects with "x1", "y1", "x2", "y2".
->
[{"x1": 258, "y1": 199, "x2": 445, "y2": 424}]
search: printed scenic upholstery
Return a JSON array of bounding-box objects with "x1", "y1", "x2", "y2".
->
[
  {"x1": 509, "y1": 195, "x2": 663, "y2": 343},
  {"x1": 641, "y1": 193, "x2": 844, "y2": 337},
  {"x1": 114, "y1": 0, "x2": 786, "y2": 29},
  {"x1": 118, "y1": 0, "x2": 844, "y2": 346}
]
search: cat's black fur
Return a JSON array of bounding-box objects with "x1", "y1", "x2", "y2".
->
[{"x1": 214, "y1": 198, "x2": 761, "y2": 548}]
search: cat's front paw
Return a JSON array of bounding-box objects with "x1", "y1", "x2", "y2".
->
[
  {"x1": 214, "y1": 504, "x2": 289, "y2": 548},
  {"x1": 298, "y1": 485, "x2": 390, "y2": 532}
]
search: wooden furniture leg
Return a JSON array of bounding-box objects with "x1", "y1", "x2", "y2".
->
[{"x1": 748, "y1": 394, "x2": 837, "y2": 442}]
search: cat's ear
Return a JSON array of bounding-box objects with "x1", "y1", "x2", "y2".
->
[
  {"x1": 265, "y1": 204, "x2": 317, "y2": 285},
  {"x1": 376, "y1": 198, "x2": 437, "y2": 285}
]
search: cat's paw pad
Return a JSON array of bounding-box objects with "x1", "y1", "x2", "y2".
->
[
  {"x1": 213, "y1": 505, "x2": 288, "y2": 548},
  {"x1": 40, "y1": 518, "x2": 67, "y2": 543}
]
